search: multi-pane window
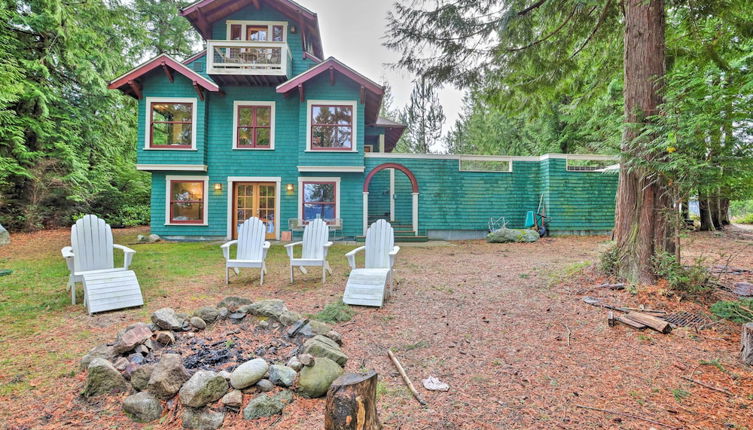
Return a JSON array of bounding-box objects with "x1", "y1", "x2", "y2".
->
[
  {"x1": 310, "y1": 105, "x2": 353, "y2": 150},
  {"x1": 169, "y1": 180, "x2": 205, "y2": 224},
  {"x1": 302, "y1": 182, "x2": 336, "y2": 221},
  {"x1": 150, "y1": 102, "x2": 193, "y2": 148},
  {"x1": 226, "y1": 22, "x2": 286, "y2": 42},
  {"x1": 236, "y1": 105, "x2": 271, "y2": 148}
]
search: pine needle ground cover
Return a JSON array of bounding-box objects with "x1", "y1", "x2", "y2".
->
[{"x1": 1, "y1": 228, "x2": 753, "y2": 429}]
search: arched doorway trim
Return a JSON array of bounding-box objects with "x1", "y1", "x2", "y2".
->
[{"x1": 363, "y1": 163, "x2": 418, "y2": 193}]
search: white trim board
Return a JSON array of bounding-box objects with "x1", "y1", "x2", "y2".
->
[
  {"x1": 297, "y1": 176, "x2": 341, "y2": 223},
  {"x1": 225, "y1": 177, "x2": 282, "y2": 241},
  {"x1": 145, "y1": 97, "x2": 198, "y2": 151},
  {"x1": 165, "y1": 175, "x2": 209, "y2": 226},
  {"x1": 305, "y1": 100, "x2": 358, "y2": 152},
  {"x1": 137, "y1": 164, "x2": 207, "y2": 171},
  {"x1": 364, "y1": 153, "x2": 619, "y2": 161},
  {"x1": 231, "y1": 100, "x2": 276, "y2": 150},
  {"x1": 297, "y1": 165, "x2": 364, "y2": 173}
]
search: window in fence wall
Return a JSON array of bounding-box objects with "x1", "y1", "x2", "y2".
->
[
  {"x1": 458, "y1": 159, "x2": 512, "y2": 173},
  {"x1": 565, "y1": 158, "x2": 616, "y2": 172}
]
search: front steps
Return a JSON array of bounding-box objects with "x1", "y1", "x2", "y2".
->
[{"x1": 359, "y1": 218, "x2": 428, "y2": 242}]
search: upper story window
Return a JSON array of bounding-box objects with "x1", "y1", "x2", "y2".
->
[
  {"x1": 227, "y1": 21, "x2": 287, "y2": 42},
  {"x1": 232, "y1": 101, "x2": 275, "y2": 150},
  {"x1": 145, "y1": 97, "x2": 197, "y2": 150},
  {"x1": 307, "y1": 101, "x2": 357, "y2": 152}
]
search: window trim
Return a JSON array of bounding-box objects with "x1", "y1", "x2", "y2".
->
[
  {"x1": 297, "y1": 176, "x2": 341, "y2": 223},
  {"x1": 306, "y1": 100, "x2": 358, "y2": 152},
  {"x1": 458, "y1": 157, "x2": 513, "y2": 173},
  {"x1": 225, "y1": 20, "x2": 288, "y2": 42},
  {"x1": 145, "y1": 97, "x2": 198, "y2": 151},
  {"x1": 165, "y1": 175, "x2": 208, "y2": 226},
  {"x1": 232, "y1": 101, "x2": 276, "y2": 150}
]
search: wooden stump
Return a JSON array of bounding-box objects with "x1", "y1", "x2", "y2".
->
[
  {"x1": 324, "y1": 371, "x2": 381, "y2": 430},
  {"x1": 742, "y1": 322, "x2": 753, "y2": 366}
]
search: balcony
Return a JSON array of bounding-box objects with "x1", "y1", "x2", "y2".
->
[{"x1": 206, "y1": 40, "x2": 292, "y2": 86}]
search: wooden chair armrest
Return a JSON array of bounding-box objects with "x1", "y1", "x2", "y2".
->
[
  {"x1": 113, "y1": 244, "x2": 136, "y2": 269},
  {"x1": 284, "y1": 241, "x2": 303, "y2": 259},
  {"x1": 262, "y1": 241, "x2": 271, "y2": 260},
  {"x1": 220, "y1": 240, "x2": 238, "y2": 260},
  {"x1": 61, "y1": 246, "x2": 74, "y2": 259},
  {"x1": 389, "y1": 246, "x2": 400, "y2": 269},
  {"x1": 345, "y1": 246, "x2": 365, "y2": 270}
]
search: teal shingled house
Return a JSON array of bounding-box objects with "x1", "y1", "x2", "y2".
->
[{"x1": 109, "y1": 0, "x2": 618, "y2": 242}]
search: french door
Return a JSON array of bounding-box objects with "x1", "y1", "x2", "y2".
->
[{"x1": 232, "y1": 182, "x2": 276, "y2": 240}]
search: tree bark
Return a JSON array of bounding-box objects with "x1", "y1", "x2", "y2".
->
[
  {"x1": 614, "y1": 0, "x2": 673, "y2": 283},
  {"x1": 741, "y1": 322, "x2": 753, "y2": 366},
  {"x1": 324, "y1": 371, "x2": 382, "y2": 430}
]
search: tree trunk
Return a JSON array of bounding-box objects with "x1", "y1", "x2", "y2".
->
[
  {"x1": 741, "y1": 322, "x2": 753, "y2": 366},
  {"x1": 324, "y1": 371, "x2": 382, "y2": 430},
  {"x1": 614, "y1": 0, "x2": 673, "y2": 283}
]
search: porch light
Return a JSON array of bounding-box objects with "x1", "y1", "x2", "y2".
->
[
  {"x1": 290, "y1": 25, "x2": 297, "y2": 33},
  {"x1": 213, "y1": 183, "x2": 223, "y2": 192},
  {"x1": 286, "y1": 183, "x2": 295, "y2": 192}
]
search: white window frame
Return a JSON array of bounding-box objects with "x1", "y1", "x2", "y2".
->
[
  {"x1": 232, "y1": 101, "x2": 276, "y2": 150},
  {"x1": 145, "y1": 97, "x2": 198, "y2": 151},
  {"x1": 165, "y1": 175, "x2": 209, "y2": 226},
  {"x1": 225, "y1": 20, "x2": 288, "y2": 42},
  {"x1": 306, "y1": 100, "x2": 358, "y2": 153},
  {"x1": 297, "y1": 176, "x2": 341, "y2": 223},
  {"x1": 458, "y1": 157, "x2": 513, "y2": 173}
]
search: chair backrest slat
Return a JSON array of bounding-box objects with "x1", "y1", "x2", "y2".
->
[
  {"x1": 71, "y1": 215, "x2": 114, "y2": 273},
  {"x1": 302, "y1": 218, "x2": 329, "y2": 260},
  {"x1": 365, "y1": 219, "x2": 394, "y2": 269},
  {"x1": 237, "y1": 217, "x2": 266, "y2": 260}
]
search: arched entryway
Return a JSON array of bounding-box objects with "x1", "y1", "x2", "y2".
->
[{"x1": 362, "y1": 163, "x2": 419, "y2": 235}]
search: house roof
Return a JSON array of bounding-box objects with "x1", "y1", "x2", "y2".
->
[
  {"x1": 277, "y1": 57, "x2": 385, "y2": 124},
  {"x1": 108, "y1": 54, "x2": 220, "y2": 98},
  {"x1": 373, "y1": 117, "x2": 407, "y2": 152},
  {"x1": 180, "y1": 0, "x2": 324, "y2": 59},
  {"x1": 183, "y1": 50, "x2": 207, "y2": 65}
]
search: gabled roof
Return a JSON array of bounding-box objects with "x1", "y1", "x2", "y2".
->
[
  {"x1": 277, "y1": 57, "x2": 385, "y2": 123},
  {"x1": 180, "y1": 0, "x2": 323, "y2": 59},
  {"x1": 108, "y1": 54, "x2": 219, "y2": 98},
  {"x1": 372, "y1": 117, "x2": 407, "y2": 153}
]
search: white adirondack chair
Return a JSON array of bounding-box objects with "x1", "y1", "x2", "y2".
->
[
  {"x1": 284, "y1": 218, "x2": 333, "y2": 283},
  {"x1": 343, "y1": 219, "x2": 400, "y2": 307},
  {"x1": 61, "y1": 215, "x2": 136, "y2": 304},
  {"x1": 221, "y1": 217, "x2": 271, "y2": 285}
]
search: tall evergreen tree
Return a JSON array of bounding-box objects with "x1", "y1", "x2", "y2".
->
[{"x1": 398, "y1": 77, "x2": 445, "y2": 153}]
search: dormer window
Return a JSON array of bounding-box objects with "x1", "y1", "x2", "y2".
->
[{"x1": 226, "y1": 21, "x2": 287, "y2": 42}]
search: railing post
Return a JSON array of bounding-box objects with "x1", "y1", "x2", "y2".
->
[
  {"x1": 363, "y1": 192, "x2": 369, "y2": 236},
  {"x1": 412, "y1": 192, "x2": 419, "y2": 235}
]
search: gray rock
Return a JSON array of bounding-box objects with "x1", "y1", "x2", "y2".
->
[
  {"x1": 309, "y1": 320, "x2": 333, "y2": 336},
  {"x1": 218, "y1": 370, "x2": 231, "y2": 380},
  {"x1": 147, "y1": 354, "x2": 191, "y2": 399},
  {"x1": 151, "y1": 308, "x2": 184, "y2": 331},
  {"x1": 179, "y1": 370, "x2": 229, "y2": 408},
  {"x1": 147, "y1": 234, "x2": 160, "y2": 243},
  {"x1": 83, "y1": 358, "x2": 130, "y2": 398},
  {"x1": 240, "y1": 300, "x2": 302, "y2": 325},
  {"x1": 302, "y1": 335, "x2": 348, "y2": 366},
  {"x1": 127, "y1": 353, "x2": 145, "y2": 365},
  {"x1": 194, "y1": 307, "x2": 219, "y2": 324},
  {"x1": 220, "y1": 389, "x2": 243, "y2": 409},
  {"x1": 123, "y1": 392, "x2": 162, "y2": 423},
  {"x1": 190, "y1": 317, "x2": 207, "y2": 330},
  {"x1": 114, "y1": 357, "x2": 129, "y2": 371},
  {"x1": 286, "y1": 357, "x2": 303, "y2": 372},
  {"x1": 257, "y1": 320, "x2": 270, "y2": 329},
  {"x1": 242, "y1": 393, "x2": 286, "y2": 420},
  {"x1": 230, "y1": 358, "x2": 268, "y2": 389},
  {"x1": 217, "y1": 296, "x2": 252, "y2": 312},
  {"x1": 130, "y1": 364, "x2": 155, "y2": 391},
  {"x1": 155, "y1": 330, "x2": 175, "y2": 345},
  {"x1": 182, "y1": 407, "x2": 224, "y2": 430},
  {"x1": 276, "y1": 389, "x2": 294, "y2": 404},
  {"x1": 113, "y1": 323, "x2": 153, "y2": 354},
  {"x1": 486, "y1": 227, "x2": 539, "y2": 243},
  {"x1": 80, "y1": 344, "x2": 116, "y2": 371},
  {"x1": 298, "y1": 357, "x2": 343, "y2": 398},
  {"x1": 298, "y1": 353, "x2": 315, "y2": 367},
  {"x1": 323, "y1": 330, "x2": 342, "y2": 345},
  {"x1": 217, "y1": 307, "x2": 229, "y2": 320},
  {"x1": 0, "y1": 224, "x2": 10, "y2": 246},
  {"x1": 255, "y1": 379, "x2": 274, "y2": 392},
  {"x1": 228, "y1": 312, "x2": 246, "y2": 321},
  {"x1": 143, "y1": 339, "x2": 154, "y2": 350},
  {"x1": 135, "y1": 344, "x2": 150, "y2": 355},
  {"x1": 268, "y1": 365, "x2": 297, "y2": 388}
]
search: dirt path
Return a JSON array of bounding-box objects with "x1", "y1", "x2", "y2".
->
[{"x1": 2, "y1": 231, "x2": 752, "y2": 429}]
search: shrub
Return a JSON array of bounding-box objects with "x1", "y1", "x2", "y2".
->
[
  {"x1": 710, "y1": 299, "x2": 753, "y2": 323},
  {"x1": 652, "y1": 252, "x2": 711, "y2": 295},
  {"x1": 310, "y1": 301, "x2": 355, "y2": 323},
  {"x1": 599, "y1": 245, "x2": 620, "y2": 276}
]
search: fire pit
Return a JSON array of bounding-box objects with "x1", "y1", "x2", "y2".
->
[{"x1": 79, "y1": 298, "x2": 347, "y2": 428}]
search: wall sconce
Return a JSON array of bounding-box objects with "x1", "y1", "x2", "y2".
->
[
  {"x1": 286, "y1": 183, "x2": 295, "y2": 192},
  {"x1": 290, "y1": 25, "x2": 297, "y2": 34},
  {"x1": 213, "y1": 183, "x2": 223, "y2": 192}
]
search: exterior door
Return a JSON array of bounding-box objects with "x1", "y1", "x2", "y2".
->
[{"x1": 232, "y1": 182, "x2": 276, "y2": 240}]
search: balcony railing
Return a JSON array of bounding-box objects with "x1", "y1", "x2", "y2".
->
[{"x1": 206, "y1": 40, "x2": 292, "y2": 77}]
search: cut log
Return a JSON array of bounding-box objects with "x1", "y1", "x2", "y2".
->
[
  {"x1": 609, "y1": 312, "x2": 647, "y2": 330},
  {"x1": 625, "y1": 311, "x2": 672, "y2": 334},
  {"x1": 324, "y1": 371, "x2": 382, "y2": 430},
  {"x1": 742, "y1": 322, "x2": 753, "y2": 366}
]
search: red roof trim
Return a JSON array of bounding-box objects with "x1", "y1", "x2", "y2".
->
[
  {"x1": 303, "y1": 51, "x2": 322, "y2": 64},
  {"x1": 276, "y1": 57, "x2": 383, "y2": 96},
  {"x1": 180, "y1": 0, "x2": 316, "y2": 20},
  {"x1": 108, "y1": 54, "x2": 219, "y2": 93},
  {"x1": 183, "y1": 50, "x2": 207, "y2": 65}
]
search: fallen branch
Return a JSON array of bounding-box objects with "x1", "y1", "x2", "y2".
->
[
  {"x1": 575, "y1": 404, "x2": 680, "y2": 429},
  {"x1": 680, "y1": 375, "x2": 733, "y2": 396},
  {"x1": 387, "y1": 349, "x2": 427, "y2": 406},
  {"x1": 561, "y1": 323, "x2": 571, "y2": 345}
]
